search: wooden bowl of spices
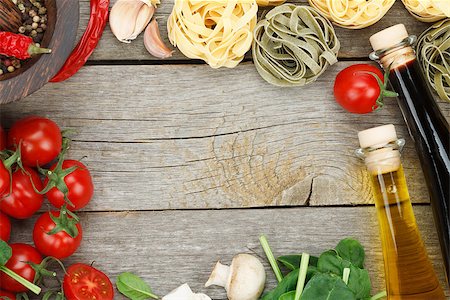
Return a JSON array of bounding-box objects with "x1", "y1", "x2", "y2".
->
[{"x1": 0, "y1": 0, "x2": 79, "y2": 104}]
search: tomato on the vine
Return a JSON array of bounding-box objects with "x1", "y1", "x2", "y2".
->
[
  {"x1": 0, "y1": 167, "x2": 44, "y2": 219},
  {"x1": 63, "y1": 263, "x2": 114, "y2": 300},
  {"x1": 0, "y1": 126, "x2": 6, "y2": 150},
  {"x1": 7, "y1": 116, "x2": 62, "y2": 167},
  {"x1": 333, "y1": 64, "x2": 397, "y2": 114},
  {"x1": 0, "y1": 244, "x2": 42, "y2": 293},
  {"x1": 0, "y1": 290, "x2": 16, "y2": 300},
  {"x1": 33, "y1": 211, "x2": 82, "y2": 259},
  {"x1": 45, "y1": 160, "x2": 94, "y2": 211},
  {"x1": 0, "y1": 212, "x2": 11, "y2": 241}
]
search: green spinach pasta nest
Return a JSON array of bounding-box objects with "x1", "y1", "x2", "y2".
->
[
  {"x1": 417, "y1": 19, "x2": 450, "y2": 102},
  {"x1": 252, "y1": 4, "x2": 340, "y2": 87}
]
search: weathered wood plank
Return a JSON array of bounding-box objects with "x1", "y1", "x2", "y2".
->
[
  {"x1": 10, "y1": 206, "x2": 449, "y2": 298},
  {"x1": 78, "y1": 0, "x2": 428, "y2": 61},
  {"x1": 2, "y1": 62, "x2": 449, "y2": 210}
]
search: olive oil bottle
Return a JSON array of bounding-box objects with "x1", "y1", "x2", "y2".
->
[{"x1": 357, "y1": 124, "x2": 445, "y2": 299}]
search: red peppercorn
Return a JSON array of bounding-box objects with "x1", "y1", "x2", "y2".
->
[{"x1": 0, "y1": 31, "x2": 51, "y2": 60}]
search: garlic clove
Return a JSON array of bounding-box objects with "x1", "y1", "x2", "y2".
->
[
  {"x1": 143, "y1": 19, "x2": 174, "y2": 59},
  {"x1": 129, "y1": 4, "x2": 154, "y2": 40},
  {"x1": 110, "y1": 0, "x2": 153, "y2": 43}
]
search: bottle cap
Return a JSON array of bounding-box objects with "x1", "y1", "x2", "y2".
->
[
  {"x1": 358, "y1": 124, "x2": 397, "y2": 148},
  {"x1": 370, "y1": 24, "x2": 409, "y2": 52}
]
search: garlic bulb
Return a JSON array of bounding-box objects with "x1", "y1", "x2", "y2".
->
[
  {"x1": 144, "y1": 19, "x2": 174, "y2": 59},
  {"x1": 110, "y1": 0, "x2": 156, "y2": 43}
]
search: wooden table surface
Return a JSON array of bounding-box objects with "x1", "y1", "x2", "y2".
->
[{"x1": 3, "y1": 0, "x2": 450, "y2": 298}]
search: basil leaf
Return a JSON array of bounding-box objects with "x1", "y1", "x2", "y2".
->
[
  {"x1": 301, "y1": 273, "x2": 356, "y2": 300},
  {"x1": 278, "y1": 255, "x2": 319, "y2": 270},
  {"x1": 0, "y1": 240, "x2": 12, "y2": 266},
  {"x1": 335, "y1": 238, "x2": 365, "y2": 269},
  {"x1": 116, "y1": 272, "x2": 158, "y2": 300}
]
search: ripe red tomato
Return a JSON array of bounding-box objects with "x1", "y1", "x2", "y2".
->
[
  {"x1": 63, "y1": 263, "x2": 114, "y2": 300},
  {"x1": 0, "y1": 290, "x2": 16, "y2": 300},
  {"x1": 0, "y1": 167, "x2": 44, "y2": 219},
  {"x1": 0, "y1": 162, "x2": 10, "y2": 198},
  {"x1": 334, "y1": 64, "x2": 385, "y2": 114},
  {"x1": 7, "y1": 116, "x2": 62, "y2": 167},
  {"x1": 46, "y1": 160, "x2": 94, "y2": 211},
  {"x1": 0, "y1": 126, "x2": 6, "y2": 150},
  {"x1": 0, "y1": 244, "x2": 42, "y2": 293},
  {"x1": 33, "y1": 211, "x2": 82, "y2": 259},
  {"x1": 0, "y1": 212, "x2": 11, "y2": 241}
]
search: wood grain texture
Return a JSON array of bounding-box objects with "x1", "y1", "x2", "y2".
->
[
  {"x1": 2, "y1": 62, "x2": 449, "y2": 210},
  {"x1": 0, "y1": 0, "x2": 79, "y2": 104},
  {"x1": 78, "y1": 0, "x2": 428, "y2": 61},
  {"x1": 10, "y1": 206, "x2": 449, "y2": 298}
]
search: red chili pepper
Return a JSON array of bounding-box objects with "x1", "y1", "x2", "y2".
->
[
  {"x1": 0, "y1": 31, "x2": 51, "y2": 60},
  {"x1": 50, "y1": 0, "x2": 110, "y2": 82}
]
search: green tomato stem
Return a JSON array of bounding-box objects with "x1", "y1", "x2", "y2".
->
[
  {"x1": 259, "y1": 235, "x2": 283, "y2": 283},
  {"x1": 0, "y1": 266, "x2": 41, "y2": 295},
  {"x1": 294, "y1": 253, "x2": 309, "y2": 300}
]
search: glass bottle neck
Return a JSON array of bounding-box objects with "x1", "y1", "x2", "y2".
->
[
  {"x1": 370, "y1": 36, "x2": 417, "y2": 70},
  {"x1": 356, "y1": 139, "x2": 405, "y2": 175}
]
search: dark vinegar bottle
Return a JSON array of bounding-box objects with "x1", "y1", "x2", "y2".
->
[{"x1": 370, "y1": 24, "x2": 450, "y2": 283}]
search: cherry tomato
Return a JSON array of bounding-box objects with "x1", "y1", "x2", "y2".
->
[
  {"x1": 0, "y1": 126, "x2": 6, "y2": 150},
  {"x1": 0, "y1": 290, "x2": 16, "y2": 300},
  {"x1": 0, "y1": 167, "x2": 44, "y2": 219},
  {"x1": 46, "y1": 160, "x2": 94, "y2": 211},
  {"x1": 334, "y1": 64, "x2": 385, "y2": 114},
  {"x1": 7, "y1": 116, "x2": 62, "y2": 167},
  {"x1": 0, "y1": 212, "x2": 11, "y2": 241},
  {"x1": 0, "y1": 162, "x2": 10, "y2": 198},
  {"x1": 0, "y1": 243, "x2": 42, "y2": 293},
  {"x1": 33, "y1": 211, "x2": 82, "y2": 259},
  {"x1": 63, "y1": 263, "x2": 114, "y2": 300}
]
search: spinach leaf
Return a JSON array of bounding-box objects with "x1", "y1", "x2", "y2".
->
[
  {"x1": 300, "y1": 273, "x2": 356, "y2": 300},
  {"x1": 278, "y1": 255, "x2": 319, "y2": 270},
  {"x1": 317, "y1": 250, "x2": 350, "y2": 275},
  {"x1": 279, "y1": 291, "x2": 296, "y2": 300},
  {"x1": 318, "y1": 250, "x2": 371, "y2": 299},
  {"x1": 262, "y1": 266, "x2": 320, "y2": 300},
  {"x1": 335, "y1": 238, "x2": 365, "y2": 269},
  {"x1": 0, "y1": 240, "x2": 12, "y2": 265},
  {"x1": 116, "y1": 272, "x2": 158, "y2": 300},
  {"x1": 347, "y1": 265, "x2": 371, "y2": 299}
]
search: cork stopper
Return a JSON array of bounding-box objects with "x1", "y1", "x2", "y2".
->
[
  {"x1": 370, "y1": 24, "x2": 409, "y2": 52},
  {"x1": 358, "y1": 124, "x2": 397, "y2": 149}
]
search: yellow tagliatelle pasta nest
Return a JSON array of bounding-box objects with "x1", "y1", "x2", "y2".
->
[
  {"x1": 401, "y1": 0, "x2": 450, "y2": 22},
  {"x1": 256, "y1": 0, "x2": 285, "y2": 7},
  {"x1": 167, "y1": 0, "x2": 258, "y2": 68},
  {"x1": 308, "y1": 0, "x2": 395, "y2": 29}
]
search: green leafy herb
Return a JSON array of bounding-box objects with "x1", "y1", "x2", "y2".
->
[
  {"x1": 294, "y1": 253, "x2": 309, "y2": 300},
  {"x1": 335, "y1": 238, "x2": 365, "y2": 269},
  {"x1": 278, "y1": 255, "x2": 319, "y2": 270},
  {"x1": 260, "y1": 235, "x2": 284, "y2": 283},
  {"x1": 116, "y1": 272, "x2": 158, "y2": 300},
  {"x1": 279, "y1": 291, "x2": 295, "y2": 300},
  {"x1": 0, "y1": 241, "x2": 41, "y2": 295},
  {"x1": 301, "y1": 273, "x2": 356, "y2": 300}
]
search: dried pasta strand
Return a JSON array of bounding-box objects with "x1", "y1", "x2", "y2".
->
[
  {"x1": 167, "y1": 0, "x2": 258, "y2": 68},
  {"x1": 252, "y1": 4, "x2": 340, "y2": 86},
  {"x1": 308, "y1": 0, "x2": 395, "y2": 29},
  {"x1": 402, "y1": 0, "x2": 450, "y2": 22},
  {"x1": 256, "y1": 0, "x2": 286, "y2": 7},
  {"x1": 417, "y1": 19, "x2": 450, "y2": 102}
]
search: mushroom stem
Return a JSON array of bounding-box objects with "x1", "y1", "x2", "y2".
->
[{"x1": 205, "y1": 261, "x2": 230, "y2": 288}]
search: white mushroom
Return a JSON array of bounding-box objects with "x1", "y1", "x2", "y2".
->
[
  {"x1": 162, "y1": 283, "x2": 211, "y2": 300},
  {"x1": 205, "y1": 254, "x2": 266, "y2": 300}
]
